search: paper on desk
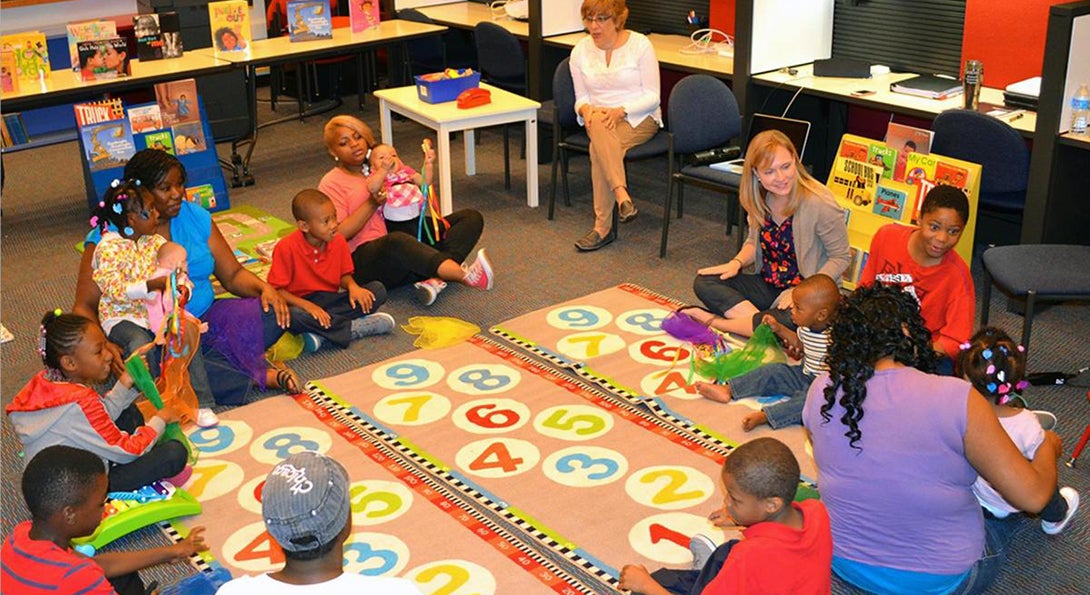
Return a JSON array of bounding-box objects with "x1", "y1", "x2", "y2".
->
[{"x1": 1005, "y1": 77, "x2": 1041, "y2": 98}]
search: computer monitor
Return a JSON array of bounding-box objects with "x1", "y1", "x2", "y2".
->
[{"x1": 747, "y1": 113, "x2": 812, "y2": 160}]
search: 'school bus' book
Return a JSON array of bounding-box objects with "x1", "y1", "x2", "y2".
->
[
  {"x1": 827, "y1": 156, "x2": 881, "y2": 208},
  {"x1": 75, "y1": 99, "x2": 136, "y2": 172},
  {"x1": 133, "y1": 14, "x2": 165, "y2": 62},
  {"x1": 155, "y1": 78, "x2": 199, "y2": 126},
  {"x1": 885, "y1": 122, "x2": 933, "y2": 183},
  {"x1": 350, "y1": 0, "x2": 381, "y2": 33},
  {"x1": 1, "y1": 32, "x2": 50, "y2": 83},
  {"x1": 287, "y1": 0, "x2": 333, "y2": 41},
  {"x1": 77, "y1": 38, "x2": 130, "y2": 81},
  {"x1": 208, "y1": 0, "x2": 251, "y2": 53},
  {"x1": 66, "y1": 20, "x2": 117, "y2": 71},
  {"x1": 145, "y1": 130, "x2": 175, "y2": 155},
  {"x1": 128, "y1": 103, "x2": 164, "y2": 134}
]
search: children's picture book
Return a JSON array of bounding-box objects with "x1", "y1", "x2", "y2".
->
[
  {"x1": 2, "y1": 32, "x2": 51, "y2": 83},
  {"x1": 186, "y1": 183, "x2": 217, "y2": 209},
  {"x1": 160, "y1": 12, "x2": 184, "y2": 58},
  {"x1": 885, "y1": 122, "x2": 933, "y2": 182},
  {"x1": 872, "y1": 181, "x2": 911, "y2": 221},
  {"x1": 133, "y1": 14, "x2": 165, "y2": 62},
  {"x1": 155, "y1": 78, "x2": 199, "y2": 126},
  {"x1": 75, "y1": 99, "x2": 136, "y2": 172},
  {"x1": 66, "y1": 20, "x2": 117, "y2": 71},
  {"x1": 934, "y1": 161, "x2": 970, "y2": 191},
  {"x1": 349, "y1": 0, "x2": 381, "y2": 33},
  {"x1": 145, "y1": 130, "x2": 175, "y2": 154},
  {"x1": 288, "y1": 0, "x2": 333, "y2": 41},
  {"x1": 866, "y1": 142, "x2": 897, "y2": 180},
  {"x1": 208, "y1": 0, "x2": 251, "y2": 53},
  {"x1": 1, "y1": 49, "x2": 17, "y2": 94},
  {"x1": 827, "y1": 156, "x2": 881, "y2": 208},
  {"x1": 838, "y1": 138, "x2": 869, "y2": 163},
  {"x1": 77, "y1": 38, "x2": 130, "y2": 81},
  {"x1": 173, "y1": 121, "x2": 206, "y2": 155},
  {"x1": 128, "y1": 103, "x2": 163, "y2": 134}
]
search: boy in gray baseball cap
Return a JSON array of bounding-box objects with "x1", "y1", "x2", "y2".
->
[{"x1": 216, "y1": 451, "x2": 423, "y2": 593}]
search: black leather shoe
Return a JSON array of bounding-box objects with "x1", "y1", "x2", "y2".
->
[
  {"x1": 575, "y1": 227, "x2": 617, "y2": 251},
  {"x1": 618, "y1": 199, "x2": 638, "y2": 223}
]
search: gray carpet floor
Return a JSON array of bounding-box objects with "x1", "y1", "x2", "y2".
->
[{"x1": 2, "y1": 91, "x2": 1088, "y2": 593}]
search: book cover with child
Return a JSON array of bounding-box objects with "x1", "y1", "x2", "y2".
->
[
  {"x1": 208, "y1": 0, "x2": 250, "y2": 53},
  {"x1": 349, "y1": 0, "x2": 381, "y2": 32},
  {"x1": 133, "y1": 14, "x2": 165, "y2": 62},
  {"x1": 76, "y1": 38, "x2": 130, "y2": 81},
  {"x1": 287, "y1": 0, "x2": 333, "y2": 41},
  {"x1": 66, "y1": 20, "x2": 117, "y2": 71},
  {"x1": 885, "y1": 122, "x2": 932, "y2": 182},
  {"x1": 155, "y1": 78, "x2": 199, "y2": 126},
  {"x1": 1, "y1": 50, "x2": 17, "y2": 94}
]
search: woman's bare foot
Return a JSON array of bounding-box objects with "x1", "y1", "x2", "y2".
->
[
  {"x1": 679, "y1": 306, "x2": 718, "y2": 327},
  {"x1": 742, "y1": 411, "x2": 768, "y2": 432},
  {"x1": 695, "y1": 381, "x2": 733, "y2": 403}
]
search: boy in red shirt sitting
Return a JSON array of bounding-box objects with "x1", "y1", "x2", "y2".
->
[
  {"x1": 268, "y1": 189, "x2": 395, "y2": 352},
  {"x1": 619, "y1": 437, "x2": 832, "y2": 595},
  {"x1": 857, "y1": 185, "x2": 974, "y2": 371}
]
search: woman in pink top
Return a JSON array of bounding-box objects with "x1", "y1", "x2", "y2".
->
[{"x1": 318, "y1": 115, "x2": 493, "y2": 307}]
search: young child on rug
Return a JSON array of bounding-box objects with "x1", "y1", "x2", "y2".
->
[
  {"x1": 216, "y1": 450, "x2": 424, "y2": 594},
  {"x1": 618, "y1": 437, "x2": 832, "y2": 595},
  {"x1": 857, "y1": 184, "x2": 974, "y2": 373},
  {"x1": 268, "y1": 189, "x2": 395, "y2": 352},
  {"x1": 89, "y1": 180, "x2": 217, "y2": 427},
  {"x1": 146, "y1": 241, "x2": 202, "y2": 345},
  {"x1": 958, "y1": 327, "x2": 1080, "y2": 534},
  {"x1": 693, "y1": 274, "x2": 840, "y2": 432},
  {"x1": 367, "y1": 140, "x2": 451, "y2": 306},
  {"x1": 6, "y1": 310, "x2": 188, "y2": 492}
]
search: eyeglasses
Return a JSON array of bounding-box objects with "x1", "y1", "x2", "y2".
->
[{"x1": 582, "y1": 15, "x2": 613, "y2": 25}]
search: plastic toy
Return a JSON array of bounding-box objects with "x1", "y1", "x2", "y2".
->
[{"x1": 71, "y1": 486, "x2": 201, "y2": 550}]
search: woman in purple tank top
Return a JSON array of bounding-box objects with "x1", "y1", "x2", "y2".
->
[{"x1": 802, "y1": 284, "x2": 1062, "y2": 595}]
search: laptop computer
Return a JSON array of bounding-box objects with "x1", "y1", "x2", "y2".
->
[{"x1": 710, "y1": 113, "x2": 812, "y2": 174}]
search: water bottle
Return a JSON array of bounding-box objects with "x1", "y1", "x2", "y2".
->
[
  {"x1": 963, "y1": 60, "x2": 983, "y2": 110},
  {"x1": 1072, "y1": 83, "x2": 1090, "y2": 135}
]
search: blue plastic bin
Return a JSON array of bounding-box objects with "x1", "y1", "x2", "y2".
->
[{"x1": 414, "y1": 72, "x2": 481, "y2": 104}]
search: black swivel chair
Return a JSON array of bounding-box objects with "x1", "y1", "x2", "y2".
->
[{"x1": 474, "y1": 21, "x2": 527, "y2": 190}]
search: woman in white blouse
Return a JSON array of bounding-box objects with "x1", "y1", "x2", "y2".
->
[{"x1": 569, "y1": 0, "x2": 662, "y2": 251}]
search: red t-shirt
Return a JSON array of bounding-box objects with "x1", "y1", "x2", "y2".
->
[
  {"x1": 858, "y1": 223, "x2": 975, "y2": 359},
  {"x1": 267, "y1": 229, "x2": 354, "y2": 297},
  {"x1": 701, "y1": 500, "x2": 832, "y2": 595},
  {"x1": 1, "y1": 521, "x2": 115, "y2": 594}
]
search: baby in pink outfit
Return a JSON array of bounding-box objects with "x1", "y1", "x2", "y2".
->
[
  {"x1": 148, "y1": 241, "x2": 199, "y2": 342},
  {"x1": 368, "y1": 141, "x2": 435, "y2": 224}
]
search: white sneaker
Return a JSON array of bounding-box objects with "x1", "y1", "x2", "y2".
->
[
  {"x1": 196, "y1": 408, "x2": 219, "y2": 428},
  {"x1": 461, "y1": 248, "x2": 493, "y2": 290},
  {"x1": 351, "y1": 312, "x2": 395, "y2": 338},
  {"x1": 689, "y1": 533, "x2": 717, "y2": 570},
  {"x1": 414, "y1": 278, "x2": 448, "y2": 306},
  {"x1": 1041, "y1": 487, "x2": 1079, "y2": 535}
]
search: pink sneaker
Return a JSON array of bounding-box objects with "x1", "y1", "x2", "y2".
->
[
  {"x1": 462, "y1": 248, "x2": 494, "y2": 290},
  {"x1": 165, "y1": 465, "x2": 193, "y2": 487},
  {"x1": 414, "y1": 278, "x2": 448, "y2": 306}
]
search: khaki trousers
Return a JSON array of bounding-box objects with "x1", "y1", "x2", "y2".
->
[{"x1": 585, "y1": 114, "x2": 659, "y2": 231}]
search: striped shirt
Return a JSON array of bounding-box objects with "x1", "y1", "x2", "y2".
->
[
  {"x1": 797, "y1": 325, "x2": 831, "y2": 376},
  {"x1": 1, "y1": 522, "x2": 115, "y2": 594}
]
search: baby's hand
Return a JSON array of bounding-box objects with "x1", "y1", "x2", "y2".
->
[{"x1": 421, "y1": 139, "x2": 435, "y2": 164}]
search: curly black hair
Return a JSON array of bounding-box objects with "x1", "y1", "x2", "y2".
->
[
  {"x1": 23, "y1": 445, "x2": 106, "y2": 521},
  {"x1": 956, "y1": 327, "x2": 1026, "y2": 405},
  {"x1": 91, "y1": 180, "x2": 152, "y2": 237},
  {"x1": 820, "y1": 283, "x2": 936, "y2": 449},
  {"x1": 123, "y1": 148, "x2": 187, "y2": 189}
]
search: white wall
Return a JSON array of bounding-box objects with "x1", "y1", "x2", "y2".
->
[
  {"x1": 750, "y1": 0, "x2": 834, "y2": 75},
  {"x1": 1, "y1": 1, "x2": 138, "y2": 36}
]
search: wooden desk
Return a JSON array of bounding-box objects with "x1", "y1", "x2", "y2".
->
[
  {"x1": 418, "y1": 1, "x2": 528, "y2": 39},
  {"x1": 192, "y1": 20, "x2": 447, "y2": 184},
  {"x1": 373, "y1": 83, "x2": 541, "y2": 215},
  {"x1": 752, "y1": 64, "x2": 1036, "y2": 136},
  {"x1": 545, "y1": 32, "x2": 734, "y2": 78}
]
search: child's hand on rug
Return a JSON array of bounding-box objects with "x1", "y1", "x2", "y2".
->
[
  {"x1": 708, "y1": 506, "x2": 736, "y2": 527},
  {"x1": 172, "y1": 526, "x2": 208, "y2": 559},
  {"x1": 619, "y1": 564, "x2": 663, "y2": 593}
]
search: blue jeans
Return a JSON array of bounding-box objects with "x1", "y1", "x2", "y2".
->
[
  {"x1": 694, "y1": 272, "x2": 786, "y2": 315},
  {"x1": 948, "y1": 515, "x2": 1023, "y2": 595},
  {"x1": 108, "y1": 321, "x2": 215, "y2": 408},
  {"x1": 729, "y1": 363, "x2": 814, "y2": 429},
  {"x1": 286, "y1": 283, "x2": 387, "y2": 349}
]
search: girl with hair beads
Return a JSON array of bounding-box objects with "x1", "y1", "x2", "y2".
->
[
  {"x1": 958, "y1": 327, "x2": 1080, "y2": 534},
  {"x1": 6, "y1": 311, "x2": 187, "y2": 492}
]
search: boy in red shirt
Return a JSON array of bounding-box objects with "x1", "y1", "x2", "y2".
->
[
  {"x1": 857, "y1": 185, "x2": 974, "y2": 368},
  {"x1": 268, "y1": 189, "x2": 395, "y2": 351},
  {"x1": 619, "y1": 437, "x2": 832, "y2": 595},
  {"x1": 1, "y1": 445, "x2": 206, "y2": 595}
]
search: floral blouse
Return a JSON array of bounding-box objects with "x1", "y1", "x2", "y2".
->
[{"x1": 759, "y1": 216, "x2": 802, "y2": 289}]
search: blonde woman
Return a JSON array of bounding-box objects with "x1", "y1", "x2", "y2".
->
[{"x1": 686, "y1": 130, "x2": 849, "y2": 336}]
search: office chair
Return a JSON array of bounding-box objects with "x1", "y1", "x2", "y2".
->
[
  {"x1": 546, "y1": 57, "x2": 672, "y2": 223},
  {"x1": 474, "y1": 21, "x2": 527, "y2": 190},
  {"x1": 661, "y1": 74, "x2": 744, "y2": 257},
  {"x1": 397, "y1": 8, "x2": 476, "y2": 84},
  {"x1": 931, "y1": 109, "x2": 1030, "y2": 246}
]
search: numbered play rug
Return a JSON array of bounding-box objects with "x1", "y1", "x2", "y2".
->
[{"x1": 210, "y1": 205, "x2": 294, "y2": 294}]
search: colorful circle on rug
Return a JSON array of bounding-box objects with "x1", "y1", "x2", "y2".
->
[
  {"x1": 406, "y1": 559, "x2": 497, "y2": 595},
  {"x1": 446, "y1": 363, "x2": 521, "y2": 395},
  {"x1": 236, "y1": 474, "x2": 266, "y2": 515},
  {"x1": 533, "y1": 404, "x2": 614, "y2": 441},
  {"x1": 452, "y1": 398, "x2": 531, "y2": 434},
  {"x1": 628, "y1": 512, "x2": 726, "y2": 564},
  {"x1": 639, "y1": 369, "x2": 706, "y2": 400},
  {"x1": 373, "y1": 391, "x2": 452, "y2": 426},
  {"x1": 222, "y1": 521, "x2": 285, "y2": 573},
  {"x1": 349, "y1": 479, "x2": 414, "y2": 526},
  {"x1": 545, "y1": 304, "x2": 612, "y2": 330},
  {"x1": 615, "y1": 308, "x2": 672, "y2": 335},
  {"x1": 628, "y1": 337, "x2": 693, "y2": 367},
  {"x1": 187, "y1": 419, "x2": 252, "y2": 455},
  {"x1": 183, "y1": 458, "x2": 245, "y2": 501},
  {"x1": 555, "y1": 331, "x2": 626, "y2": 360},
  {"x1": 625, "y1": 465, "x2": 716, "y2": 510},
  {"x1": 372, "y1": 358, "x2": 445, "y2": 390},
  {"x1": 342, "y1": 532, "x2": 410, "y2": 577},
  {"x1": 250, "y1": 426, "x2": 333, "y2": 465},
  {"x1": 542, "y1": 445, "x2": 629, "y2": 487},
  {"x1": 456, "y1": 437, "x2": 541, "y2": 478}
]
